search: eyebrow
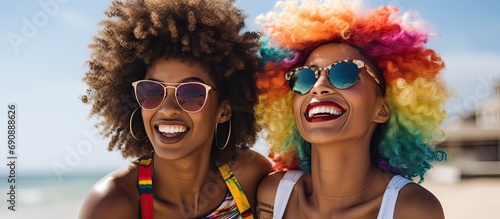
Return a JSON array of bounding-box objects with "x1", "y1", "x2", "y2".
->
[{"x1": 145, "y1": 77, "x2": 205, "y2": 83}]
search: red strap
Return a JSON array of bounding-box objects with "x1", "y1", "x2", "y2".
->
[{"x1": 138, "y1": 153, "x2": 153, "y2": 219}]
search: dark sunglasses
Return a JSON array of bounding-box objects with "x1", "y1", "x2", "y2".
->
[
  {"x1": 131, "y1": 80, "x2": 219, "y2": 112},
  {"x1": 285, "y1": 59, "x2": 385, "y2": 94}
]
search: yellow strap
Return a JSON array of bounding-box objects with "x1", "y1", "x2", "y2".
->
[{"x1": 218, "y1": 163, "x2": 254, "y2": 219}]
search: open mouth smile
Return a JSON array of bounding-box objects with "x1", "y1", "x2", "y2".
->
[
  {"x1": 155, "y1": 124, "x2": 189, "y2": 144},
  {"x1": 305, "y1": 101, "x2": 346, "y2": 122}
]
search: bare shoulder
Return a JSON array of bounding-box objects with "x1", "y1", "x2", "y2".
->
[
  {"x1": 230, "y1": 149, "x2": 273, "y2": 214},
  {"x1": 394, "y1": 182, "x2": 444, "y2": 219},
  {"x1": 256, "y1": 171, "x2": 286, "y2": 219},
  {"x1": 231, "y1": 149, "x2": 273, "y2": 186},
  {"x1": 79, "y1": 160, "x2": 140, "y2": 219}
]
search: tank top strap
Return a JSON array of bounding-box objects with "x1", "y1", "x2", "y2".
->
[
  {"x1": 138, "y1": 153, "x2": 154, "y2": 219},
  {"x1": 215, "y1": 161, "x2": 254, "y2": 219},
  {"x1": 377, "y1": 175, "x2": 413, "y2": 219},
  {"x1": 273, "y1": 170, "x2": 306, "y2": 219}
]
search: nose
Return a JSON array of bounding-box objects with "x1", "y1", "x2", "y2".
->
[
  {"x1": 310, "y1": 70, "x2": 335, "y2": 96},
  {"x1": 157, "y1": 88, "x2": 182, "y2": 116}
]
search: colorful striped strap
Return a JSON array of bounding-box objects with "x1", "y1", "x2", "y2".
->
[
  {"x1": 138, "y1": 154, "x2": 254, "y2": 219},
  {"x1": 138, "y1": 153, "x2": 153, "y2": 219},
  {"x1": 216, "y1": 161, "x2": 254, "y2": 219}
]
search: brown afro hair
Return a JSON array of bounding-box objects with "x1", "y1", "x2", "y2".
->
[{"x1": 82, "y1": 0, "x2": 261, "y2": 162}]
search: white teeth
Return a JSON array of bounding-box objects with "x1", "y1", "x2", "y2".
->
[
  {"x1": 308, "y1": 106, "x2": 344, "y2": 118},
  {"x1": 158, "y1": 125, "x2": 187, "y2": 134}
]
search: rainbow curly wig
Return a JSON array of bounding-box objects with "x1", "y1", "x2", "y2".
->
[{"x1": 255, "y1": 0, "x2": 451, "y2": 181}]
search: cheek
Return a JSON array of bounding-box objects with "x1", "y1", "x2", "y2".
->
[
  {"x1": 195, "y1": 99, "x2": 220, "y2": 126},
  {"x1": 203, "y1": 97, "x2": 221, "y2": 118},
  {"x1": 348, "y1": 93, "x2": 379, "y2": 120},
  {"x1": 293, "y1": 94, "x2": 306, "y2": 132},
  {"x1": 292, "y1": 95, "x2": 302, "y2": 117},
  {"x1": 141, "y1": 110, "x2": 155, "y2": 130}
]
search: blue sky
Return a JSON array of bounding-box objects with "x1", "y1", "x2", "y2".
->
[{"x1": 1, "y1": 0, "x2": 499, "y2": 177}]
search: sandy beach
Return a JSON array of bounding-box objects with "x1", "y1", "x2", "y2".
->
[{"x1": 422, "y1": 177, "x2": 500, "y2": 219}]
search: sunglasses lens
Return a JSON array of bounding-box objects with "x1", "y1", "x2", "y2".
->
[
  {"x1": 329, "y1": 62, "x2": 359, "y2": 89},
  {"x1": 176, "y1": 83, "x2": 207, "y2": 112},
  {"x1": 289, "y1": 69, "x2": 317, "y2": 94},
  {"x1": 135, "y1": 81, "x2": 165, "y2": 109}
]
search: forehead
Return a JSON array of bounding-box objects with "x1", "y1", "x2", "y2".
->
[{"x1": 304, "y1": 43, "x2": 368, "y2": 67}]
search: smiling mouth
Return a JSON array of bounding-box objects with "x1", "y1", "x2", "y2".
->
[
  {"x1": 305, "y1": 101, "x2": 346, "y2": 122},
  {"x1": 158, "y1": 125, "x2": 188, "y2": 137}
]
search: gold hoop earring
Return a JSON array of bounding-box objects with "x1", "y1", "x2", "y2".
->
[
  {"x1": 130, "y1": 107, "x2": 147, "y2": 141},
  {"x1": 215, "y1": 119, "x2": 231, "y2": 150}
]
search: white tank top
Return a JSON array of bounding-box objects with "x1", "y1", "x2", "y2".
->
[{"x1": 272, "y1": 171, "x2": 412, "y2": 219}]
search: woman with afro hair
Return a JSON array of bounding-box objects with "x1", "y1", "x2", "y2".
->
[
  {"x1": 255, "y1": 0, "x2": 450, "y2": 218},
  {"x1": 79, "y1": 0, "x2": 272, "y2": 218}
]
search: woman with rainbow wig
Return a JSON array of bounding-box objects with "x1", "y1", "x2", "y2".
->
[{"x1": 255, "y1": 0, "x2": 450, "y2": 218}]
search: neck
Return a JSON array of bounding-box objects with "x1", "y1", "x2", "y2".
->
[
  {"x1": 152, "y1": 151, "x2": 225, "y2": 211},
  {"x1": 309, "y1": 138, "x2": 378, "y2": 208}
]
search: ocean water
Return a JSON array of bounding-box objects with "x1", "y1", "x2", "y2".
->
[{"x1": 0, "y1": 174, "x2": 106, "y2": 219}]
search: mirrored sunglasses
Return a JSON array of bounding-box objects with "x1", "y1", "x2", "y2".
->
[
  {"x1": 285, "y1": 59, "x2": 384, "y2": 94},
  {"x1": 131, "y1": 80, "x2": 219, "y2": 112}
]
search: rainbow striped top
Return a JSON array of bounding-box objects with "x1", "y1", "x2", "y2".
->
[{"x1": 138, "y1": 153, "x2": 254, "y2": 219}]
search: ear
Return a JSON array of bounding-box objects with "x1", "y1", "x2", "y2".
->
[
  {"x1": 217, "y1": 100, "x2": 232, "y2": 123},
  {"x1": 373, "y1": 98, "x2": 390, "y2": 123}
]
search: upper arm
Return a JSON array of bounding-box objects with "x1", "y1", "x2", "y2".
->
[
  {"x1": 394, "y1": 183, "x2": 444, "y2": 219},
  {"x1": 231, "y1": 150, "x2": 273, "y2": 214},
  {"x1": 79, "y1": 175, "x2": 138, "y2": 219},
  {"x1": 256, "y1": 172, "x2": 284, "y2": 219}
]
